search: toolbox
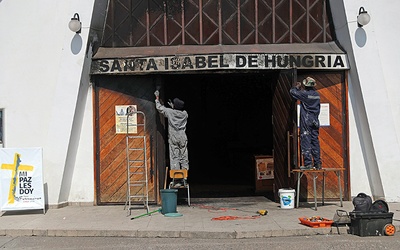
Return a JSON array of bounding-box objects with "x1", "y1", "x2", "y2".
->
[
  {"x1": 349, "y1": 212, "x2": 395, "y2": 236},
  {"x1": 299, "y1": 216, "x2": 334, "y2": 228}
]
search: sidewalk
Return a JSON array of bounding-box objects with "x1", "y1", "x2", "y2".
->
[{"x1": 0, "y1": 196, "x2": 398, "y2": 239}]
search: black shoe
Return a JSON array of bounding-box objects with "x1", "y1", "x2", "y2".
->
[{"x1": 300, "y1": 165, "x2": 313, "y2": 170}]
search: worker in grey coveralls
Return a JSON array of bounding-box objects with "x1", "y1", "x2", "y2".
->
[
  {"x1": 289, "y1": 77, "x2": 322, "y2": 170},
  {"x1": 154, "y1": 90, "x2": 189, "y2": 170}
]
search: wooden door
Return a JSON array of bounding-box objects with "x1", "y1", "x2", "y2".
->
[
  {"x1": 296, "y1": 73, "x2": 349, "y2": 201},
  {"x1": 272, "y1": 69, "x2": 297, "y2": 201},
  {"x1": 94, "y1": 75, "x2": 160, "y2": 204}
]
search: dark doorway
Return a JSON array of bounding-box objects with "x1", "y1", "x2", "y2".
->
[{"x1": 163, "y1": 72, "x2": 278, "y2": 198}]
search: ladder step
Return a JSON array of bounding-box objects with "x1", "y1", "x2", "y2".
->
[
  {"x1": 127, "y1": 136, "x2": 145, "y2": 139},
  {"x1": 130, "y1": 184, "x2": 146, "y2": 187},
  {"x1": 128, "y1": 148, "x2": 144, "y2": 151},
  {"x1": 129, "y1": 160, "x2": 144, "y2": 163},
  {"x1": 130, "y1": 195, "x2": 147, "y2": 198},
  {"x1": 130, "y1": 180, "x2": 147, "y2": 183}
]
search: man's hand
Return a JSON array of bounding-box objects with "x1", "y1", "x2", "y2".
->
[
  {"x1": 296, "y1": 82, "x2": 302, "y2": 89},
  {"x1": 167, "y1": 99, "x2": 174, "y2": 109},
  {"x1": 154, "y1": 90, "x2": 159, "y2": 100}
]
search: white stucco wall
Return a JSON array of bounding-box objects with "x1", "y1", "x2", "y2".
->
[
  {"x1": 365, "y1": 1, "x2": 400, "y2": 202},
  {"x1": 1, "y1": 0, "x2": 400, "y2": 206},
  {"x1": 331, "y1": 0, "x2": 400, "y2": 201},
  {"x1": 0, "y1": 0, "x2": 95, "y2": 205}
]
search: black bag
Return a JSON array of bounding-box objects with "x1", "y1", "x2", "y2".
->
[
  {"x1": 370, "y1": 199, "x2": 389, "y2": 213},
  {"x1": 352, "y1": 193, "x2": 372, "y2": 212}
]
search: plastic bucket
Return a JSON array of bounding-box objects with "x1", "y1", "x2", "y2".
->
[
  {"x1": 160, "y1": 189, "x2": 178, "y2": 214},
  {"x1": 278, "y1": 188, "x2": 296, "y2": 209}
]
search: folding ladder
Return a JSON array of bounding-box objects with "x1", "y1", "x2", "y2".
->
[{"x1": 124, "y1": 108, "x2": 149, "y2": 216}]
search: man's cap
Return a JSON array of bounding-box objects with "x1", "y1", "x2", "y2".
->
[
  {"x1": 302, "y1": 77, "x2": 316, "y2": 87},
  {"x1": 173, "y1": 98, "x2": 184, "y2": 110}
]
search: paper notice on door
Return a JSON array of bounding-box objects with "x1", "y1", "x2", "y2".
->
[
  {"x1": 115, "y1": 105, "x2": 138, "y2": 134},
  {"x1": 297, "y1": 103, "x2": 330, "y2": 127},
  {"x1": 319, "y1": 103, "x2": 330, "y2": 126}
]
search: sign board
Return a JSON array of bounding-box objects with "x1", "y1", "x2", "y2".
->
[
  {"x1": 91, "y1": 53, "x2": 349, "y2": 75},
  {"x1": 115, "y1": 105, "x2": 138, "y2": 134},
  {"x1": 297, "y1": 103, "x2": 330, "y2": 127},
  {"x1": 255, "y1": 155, "x2": 274, "y2": 193},
  {"x1": 319, "y1": 103, "x2": 330, "y2": 127},
  {"x1": 0, "y1": 148, "x2": 45, "y2": 213},
  {"x1": 255, "y1": 155, "x2": 274, "y2": 180}
]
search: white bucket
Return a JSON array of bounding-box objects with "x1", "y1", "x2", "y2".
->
[{"x1": 278, "y1": 188, "x2": 296, "y2": 209}]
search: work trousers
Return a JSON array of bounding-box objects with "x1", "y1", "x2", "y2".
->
[
  {"x1": 300, "y1": 121, "x2": 321, "y2": 167},
  {"x1": 168, "y1": 131, "x2": 189, "y2": 170}
]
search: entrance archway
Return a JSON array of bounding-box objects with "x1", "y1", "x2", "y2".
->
[
  {"x1": 93, "y1": 70, "x2": 348, "y2": 204},
  {"x1": 163, "y1": 72, "x2": 280, "y2": 198}
]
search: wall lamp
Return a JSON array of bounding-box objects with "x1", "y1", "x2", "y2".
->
[
  {"x1": 357, "y1": 7, "x2": 370, "y2": 27},
  {"x1": 68, "y1": 13, "x2": 81, "y2": 33}
]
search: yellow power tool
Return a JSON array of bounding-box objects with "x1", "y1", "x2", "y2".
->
[{"x1": 257, "y1": 210, "x2": 268, "y2": 216}]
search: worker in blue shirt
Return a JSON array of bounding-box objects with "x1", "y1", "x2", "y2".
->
[{"x1": 290, "y1": 77, "x2": 322, "y2": 170}]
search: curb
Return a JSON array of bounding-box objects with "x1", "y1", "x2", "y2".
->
[
  {"x1": 1, "y1": 225, "x2": 399, "y2": 238},
  {"x1": 0, "y1": 227, "x2": 347, "y2": 239}
]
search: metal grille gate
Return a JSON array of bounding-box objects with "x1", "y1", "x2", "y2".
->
[{"x1": 102, "y1": 0, "x2": 333, "y2": 47}]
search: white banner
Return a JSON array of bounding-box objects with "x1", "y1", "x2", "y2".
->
[{"x1": 0, "y1": 148, "x2": 45, "y2": 212}]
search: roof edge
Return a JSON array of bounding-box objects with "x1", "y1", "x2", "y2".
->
[{"x1": 93, "y1": 42, "x2": 346, "y2": 59}]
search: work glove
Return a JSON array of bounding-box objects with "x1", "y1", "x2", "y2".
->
[
  {"x1": 154, "y1": 90, "x2": 159, "y2": 97},
  {"x1": 167, "y1": 99, "x2": 174, "y2": 109}
]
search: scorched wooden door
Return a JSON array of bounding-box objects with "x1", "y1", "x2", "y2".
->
[
  {"x1": 94, "y1": 76, "x2": 158, "y2": 204},
  {"x1": 272, "y1": 69, "x2": 297, "y2": 201},
  {"x1": 296, "y1": 72, "x2": 349, "y2": 201}
]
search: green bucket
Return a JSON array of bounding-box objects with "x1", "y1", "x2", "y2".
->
[{"x1": 160, "y1": 189, "x2": 178, "y2": 214}]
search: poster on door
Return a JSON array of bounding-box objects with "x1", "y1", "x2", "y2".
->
[
  {"x1": 297, "y1": 103, "x2": 330, "y2": 127},
  {"x1": 255, "y1": 155, "x2": 274, "y2": 180},
  {"x1": 0, "y1": 147, "x2": 45, "y2": 212},
  {"x1": 115, "y1": 105, "x2": 138, "y2": 134}
]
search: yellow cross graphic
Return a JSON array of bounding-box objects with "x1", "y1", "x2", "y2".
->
[{"x1": 1, "y1": 153, "x2": 34, "y2": 204}]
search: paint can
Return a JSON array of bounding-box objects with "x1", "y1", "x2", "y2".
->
[{"x1": 278, "y1": 188, "x2": 296, "y2": 209}]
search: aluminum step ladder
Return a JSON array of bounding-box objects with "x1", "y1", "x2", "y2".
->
[{"x1": 124, "y1": 108, "x2": 149, "y2": 216}]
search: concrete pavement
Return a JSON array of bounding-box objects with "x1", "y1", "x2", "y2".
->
[{"x1": 0, "y1": 196, "x2": 398, "y2": 239}]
